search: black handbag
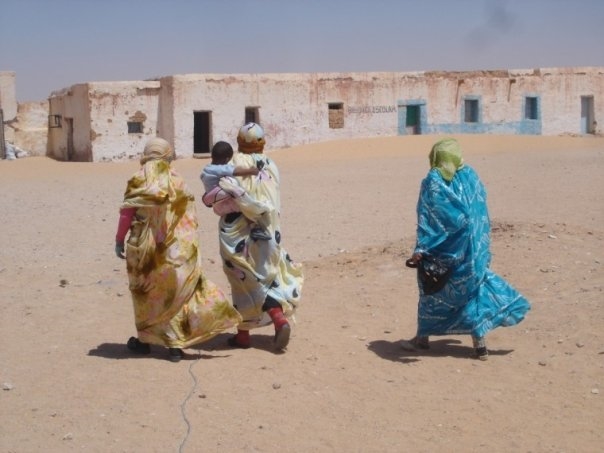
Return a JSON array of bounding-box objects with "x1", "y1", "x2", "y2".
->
[{"x1": 406, "y1": 255, "x2": 452, "y2": 295}]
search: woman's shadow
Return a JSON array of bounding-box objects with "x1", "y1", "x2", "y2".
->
[
  {"x1": 88, "y1": 332, "x2": 284, "y2": 361},
  {"x1": 367, "y1": 338, "x2": 513, "y2": 363},
  {"x1": 88, "y1": 334, "x2": 234, "y2": 361},
  {"x1": 195, "y1": 331, "x2": 288, "y2": 355}
]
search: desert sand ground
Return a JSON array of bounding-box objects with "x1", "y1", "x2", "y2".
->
[{"x1": 1, "y1": 134, "x2": 603, "y2": 453}]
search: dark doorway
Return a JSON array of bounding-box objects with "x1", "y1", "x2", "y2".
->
[
  {"x1": 581, "y1": 96, "x2": 595, "y2": 134},
  {"x1": 194, "y1": 111, "x2": 212, "y2": 154},
  {"x1": 0, "y1": 109, "x2": 5, "y2": 159},
  {"x1": 464, "y1": 99, "x2": 479, "y2": 123},
  {"x1": 66, "y1": 118, "x2": 75, "y2": 161},
  {"x1": 406, "y1": 105, "x2": 420, "y2": 134}
]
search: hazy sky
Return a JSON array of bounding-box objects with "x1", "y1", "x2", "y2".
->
[{"x1": 1, "y1": 0, "x2": 603, "y2": 102}]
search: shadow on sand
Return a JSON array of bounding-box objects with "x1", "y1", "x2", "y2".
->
[
  {"x1": 88, "y1": 332, "x2": 285, "y2": 361},
  {"x1": 368, "y1": 338, "x2": 513, "y2": 362},
  {"x1": 194, "y1": 332, "x2": 285, "y2": 355}
]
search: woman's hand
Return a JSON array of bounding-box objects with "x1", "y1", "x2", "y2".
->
[
  {"x1": 219, "y1": 177, "x2": 246, "y2": 198},
  {"x1": 115, "y1": 242, "x2": 126, "y2": 259}
]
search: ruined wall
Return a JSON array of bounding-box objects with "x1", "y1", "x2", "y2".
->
[
  {"x1": 12, "y1": 101, "x2": 48, "y2": 156},
  {"x1": 0, "y1": 71, "x2": 18, "y2": 145},
  {"x1": 0, "y1": 71, "x2": 17, "y2": 121}
]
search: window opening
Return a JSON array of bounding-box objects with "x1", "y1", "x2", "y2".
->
[
  {"x1": 49, "y1": 114, "x2": 62, "y2": 128},
  {"x1": 245, "y1": 107, "x2": 259, "y2": 124},
  {"x1": 127, "y1": 121, "x2": 143, "y2": 134},
  {"x1": 328, "y1": 103, "x2": 344, "y2": 129}
]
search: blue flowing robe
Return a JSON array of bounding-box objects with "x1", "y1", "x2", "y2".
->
[{"x1": 414, "y1": 165, "x2": 530, "y2": 338}]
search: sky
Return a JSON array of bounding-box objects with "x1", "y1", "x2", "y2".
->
[{"x1": 1, "y1": 0, "x2": 603, "y2": 102}]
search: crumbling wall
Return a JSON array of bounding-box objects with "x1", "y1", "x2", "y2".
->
[
  {"x1": 0, "y1": 71, "x2": 18, "y2": 150},
  {"x1": 11, "y1": 101, "x2": 49, "y2": 156},
  {"x1": 0, "y1": 71, "x2": 17, "y2": 121}
]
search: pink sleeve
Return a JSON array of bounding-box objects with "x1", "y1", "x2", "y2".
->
[
  {"x1": 115, "y1": 207, "x2": 136, "y2": 244},
  {"x1": 212, "y1": 198, "x2": 240, "y2": 216}
]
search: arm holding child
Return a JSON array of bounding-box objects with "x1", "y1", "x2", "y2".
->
[{"x1": 232, "y1": 166, "x2": 259, "y2": 177}]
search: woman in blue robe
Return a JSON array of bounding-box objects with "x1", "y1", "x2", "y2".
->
[{"x1": 402, "y1": 138, "x2": 530, "y2": 360}]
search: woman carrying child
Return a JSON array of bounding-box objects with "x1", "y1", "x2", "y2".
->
[{"x1": 208, "y1": 123, "x2": 303, "y2": 351}]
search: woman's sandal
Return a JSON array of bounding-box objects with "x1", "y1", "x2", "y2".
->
[
  {"x1": 400, "y1": 336, "x2": 430, "y2": 351},
  {"x1": 168, "y1": 348, "x2": 183, "y2": 363},
  {"x1": 472, "y1": 336, "x2": 489, "y2": 361},
  {"x1": 475, "y1": 346, "x2": 489, "y2": 361},
  {"x1": 274, "y1": 324, "x2": 291, "y2": 351},
  {"x1": 227, "y1": 336, "x2": 251, "y2": 349},
  {"x1": 127, "y1": 336, "x2": 150, "y2": 354}
]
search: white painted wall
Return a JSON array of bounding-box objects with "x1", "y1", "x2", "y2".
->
[
  {"x1": 168, "y1": 72, "x2": 420, "y2": 155},
  {"x1": 48, "y1": 84, "x2": 92, "y2": 161},
  {"x1": 539, "y1": 67, "x2": 603, "y2": 135},
  {"x1": 48, "y1": 81, "x2": 160, "y2": 161},
  {"x1": 87, "y1": 81, "x2": 161, "y2": 161},
  {"x1": 45, "y1": 67, "x2": 604, "y2": 161}
]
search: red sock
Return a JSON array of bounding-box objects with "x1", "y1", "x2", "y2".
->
[
  {"x1": 267, "y1": 307, "x2": 289, "y2": 330},
  {"x1": 234, "y1": 329, "x2": 250, "y2": 347}
]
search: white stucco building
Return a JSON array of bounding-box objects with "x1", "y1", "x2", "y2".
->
[{"x1": 11, "y1": 66, "x2": 604, "y2": 161}]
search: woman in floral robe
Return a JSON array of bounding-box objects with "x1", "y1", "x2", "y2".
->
[{"x1": 115, "y1": 137, "x2": 241, "y2": 362}]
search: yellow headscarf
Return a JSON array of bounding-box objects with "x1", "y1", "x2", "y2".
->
[
  {"x1": 140, "y1": 137, "x2": 174, "y2": 165},
  {"x1": 429, "y1": 138, "x2": 464, "y2": 182}
]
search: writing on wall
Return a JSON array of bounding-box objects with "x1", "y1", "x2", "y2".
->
[{"x1": 348, "y1": 105, "x2": 397, "y2": 114}]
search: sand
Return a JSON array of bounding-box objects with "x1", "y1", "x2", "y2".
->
[{"x1": 1, "y1": 134, "x2": 603, "y2": 452}]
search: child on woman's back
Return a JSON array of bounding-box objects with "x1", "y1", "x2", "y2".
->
[{"x1": 201, "y1": 141, "x2": 271, "y2": 241}]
